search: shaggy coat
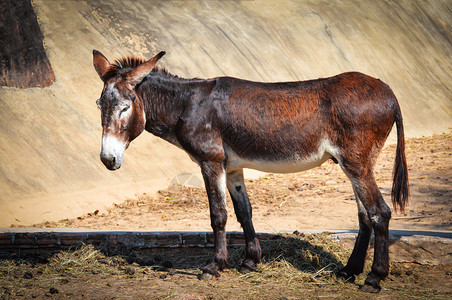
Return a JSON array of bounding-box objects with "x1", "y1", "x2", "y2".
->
[{"x1": 93, "y1": 51, "x2": 408, "y2": 293}]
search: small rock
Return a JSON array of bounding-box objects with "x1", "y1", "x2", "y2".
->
[
  {"x1": 406, "y1": 270, "x2": 413, "y2": 276},
  {"x1": 159, "y1": 273, "x2": 167, "y2": 279},
  {"x1": 198, "y1": 273, "x2": 213, "y2": 280},
  {"x1": 23, "y1": 271, "x2": 33, "y2": 279},
  {"x1": 49, "y1": 287, "x2": 59, "y2": 294}
]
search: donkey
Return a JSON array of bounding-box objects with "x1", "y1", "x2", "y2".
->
[{"x1": 93, "y1": 50, "x2": 408, "y2": 293}]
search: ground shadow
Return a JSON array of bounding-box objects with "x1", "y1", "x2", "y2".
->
[
  {"x1": 0, "y1": 233, "x2": 347, "y2": 280},
  {"x1": 101, "y1": 233, "x2": 347, "y2": 278}
]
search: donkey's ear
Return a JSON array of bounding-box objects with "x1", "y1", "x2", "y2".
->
[
  {"x1": 93, "y1": 50, "x2": 111, "y2": 81},
  {"x1": 127, "y1": 51, "x2": 166, "y2": 87}
]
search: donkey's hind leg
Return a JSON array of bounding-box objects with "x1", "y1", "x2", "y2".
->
[
  {"x1": 337, "y1": 195, "x2": 372, "y2": 282},
  {"x1": 344, "y1": 170, "x2": 391, "y2": 293},
  {"x1": 226, "y1": 169, "x2": 262, "y2": 272}
]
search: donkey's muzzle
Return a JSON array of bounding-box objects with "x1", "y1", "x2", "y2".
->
[
  {"x1": 100, "y1": 134, "x2": 125, "y2": 171},
  {"x1": 100, "y1": 154, "x2": 120, "y2": 170}
]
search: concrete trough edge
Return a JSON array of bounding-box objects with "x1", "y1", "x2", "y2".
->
[{"x1": 1, "y1": 228, "x2": 451, "y2": 265}]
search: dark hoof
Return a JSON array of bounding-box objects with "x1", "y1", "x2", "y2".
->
[
  {"x1": 360, "y1": 283, "x2": 381, "y2": 293},
  {"x1": 201, "y1": 266, "x2": 221, "y2": 278},
  {"x1": 337, "y1": 269, "x2": 355, "y2": 283},
  {"x1": 361, "y1": 272, "x2": 382, "y2": 293},
  {"x1": 239, "y1": 260, "x2": 259, "y2": 274}
]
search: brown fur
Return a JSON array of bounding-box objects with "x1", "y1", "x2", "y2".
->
[{"x1": 93, "y1": 50, "x2": 409, "y2": 292}]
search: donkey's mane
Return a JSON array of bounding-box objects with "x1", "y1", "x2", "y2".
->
[
  {"x1": 102, "y1": 56, "x2": 146, "y2": 79},
  {"x1": 113, "y1": 56, "x2": 147, "y2": 70},
  {"x1": 103, "y1": 56, "x2": 181, "y2": 81}
]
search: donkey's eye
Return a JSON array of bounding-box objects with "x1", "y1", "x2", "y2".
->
[{"x1": 119, "y1": 106, "x2": 130, "y2": 117}]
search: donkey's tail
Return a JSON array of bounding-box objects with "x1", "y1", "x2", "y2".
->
[{"x1": 391, "y1": 102, "x2": 409, "y2": 213}]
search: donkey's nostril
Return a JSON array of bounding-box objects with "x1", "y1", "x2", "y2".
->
[{"x1": 101, "y1": 154, "x2": 117, "y2": 170}]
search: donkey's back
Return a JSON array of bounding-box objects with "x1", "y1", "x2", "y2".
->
[{"x1": 211, "y1": 72, "x2": 398, "y2": 174}]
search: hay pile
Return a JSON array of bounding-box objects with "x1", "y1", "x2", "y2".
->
[{"x1": 229, "y1": 232, "x2": 361, "y2": 290}]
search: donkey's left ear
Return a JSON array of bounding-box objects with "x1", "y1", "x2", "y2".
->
[
  {"x1": 127, "y1": 51, "x2": 166, "y2": 87},
  {"x1": 93, "y1": 50, "x2": 111, "y2": 81}
]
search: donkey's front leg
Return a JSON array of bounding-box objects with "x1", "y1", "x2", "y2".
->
[
  {"x1": 227, "y1": 169, "x2": 261, "y2": 272},
  {"x1": 200, "y1": 161, "x2": 228, "y2": 278}
]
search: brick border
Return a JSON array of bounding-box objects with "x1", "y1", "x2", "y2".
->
[
  {"x1": 1, "y1": 230, "x2": 451, "y2": 265},
  {"x1": 0, "y1": 231, "x2": 277, "y2": 253}
]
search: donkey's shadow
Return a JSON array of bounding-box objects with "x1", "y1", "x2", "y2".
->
[
  {"x1": 122, "y1": 233, "x2": 348, "y2": 280},
  {"x1": 229, "y1": 234, "x2": 347, "y2": 276}
]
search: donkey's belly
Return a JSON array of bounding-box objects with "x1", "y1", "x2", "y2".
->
[{"x1": 225, "y1": 140, "x2": 338, "y2": 174}]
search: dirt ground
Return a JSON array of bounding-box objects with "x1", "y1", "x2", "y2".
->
[
  {"x1": 1, "y1": 236, "x2": 452, "y2": 299},
  {"x1": 34, "y1": 132, "x2": 452, "y2": 232}
]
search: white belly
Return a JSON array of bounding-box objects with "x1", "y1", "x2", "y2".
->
[{"x1": 225, "y1": 139, "x2": 339, "y2": 174}]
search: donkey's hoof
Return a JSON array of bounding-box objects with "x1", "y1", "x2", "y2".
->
[
  {"x1": 239, "y1": 260, "x2": 259, "y2": 274},
  {"x1": 199, "y1": 266, "x2": 221, "y2": 279},
  {"x1": 359, "y1": 283, "x2": 381, "y2": 293},
  {"x1": 336, "y1": 269, "x2": 355, "y2": 283}
]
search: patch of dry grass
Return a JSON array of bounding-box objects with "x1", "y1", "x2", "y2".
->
[
  {"x1": 229, "y1": 232, "x2": 360, "y2": 291},
  {"x1": 0, "y1": 234, "x2": 352, "y2": 292},
  {"x1": 1, "y1": 234, "x2": 451, "y2": 298}
]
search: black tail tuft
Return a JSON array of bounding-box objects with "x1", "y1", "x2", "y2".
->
[{"x1": 391, "y1": 103, "x2": 409, "y2": 213}]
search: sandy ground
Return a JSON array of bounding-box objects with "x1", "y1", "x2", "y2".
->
[{"x1": 32, "y1": 132, "x2": 452, "y2": 232}]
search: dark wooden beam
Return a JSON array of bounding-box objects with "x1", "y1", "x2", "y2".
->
[{"x1": 0, "y1": 0, "x2": 55, "y2": 88}]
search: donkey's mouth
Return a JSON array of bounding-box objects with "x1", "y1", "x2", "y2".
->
[{"x1": 100, "y1": 154, "x2": 122, "y2": 171}]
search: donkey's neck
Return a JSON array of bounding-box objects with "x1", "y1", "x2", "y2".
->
[{"x1": 137, "y1": 73, "x2": 212, "y2": 145}]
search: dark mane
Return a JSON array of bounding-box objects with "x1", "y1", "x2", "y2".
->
[
  {"x1": 103, "y1": 56, "x2": 147, "y2": 80},
  {"x1": 151, "y1": 66, "x2": 182, "y2": 79},
  {"x1": 103, "y1": 56, "x2": 181, "y2": 81}
]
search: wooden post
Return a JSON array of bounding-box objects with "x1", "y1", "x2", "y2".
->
[{"x1": 0, "y1": 0, "x2": 55, "y2": 88}]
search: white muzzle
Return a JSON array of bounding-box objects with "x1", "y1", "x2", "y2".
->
[{"x1": 100, "y1": 135, "x2": 126, "y2": 170}]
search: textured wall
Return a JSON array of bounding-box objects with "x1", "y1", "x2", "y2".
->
[{"x1": 0, "y1": 0, "x2": 450, "y2": 226}]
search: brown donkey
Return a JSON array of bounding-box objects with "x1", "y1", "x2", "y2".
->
[{"x1": 93, "y1": 50, "x2": 408, "y2": 293}]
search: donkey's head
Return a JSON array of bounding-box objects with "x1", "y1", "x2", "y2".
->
[{"x1": 93, "y1": 50, "x2": 165, "y2": 170}]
